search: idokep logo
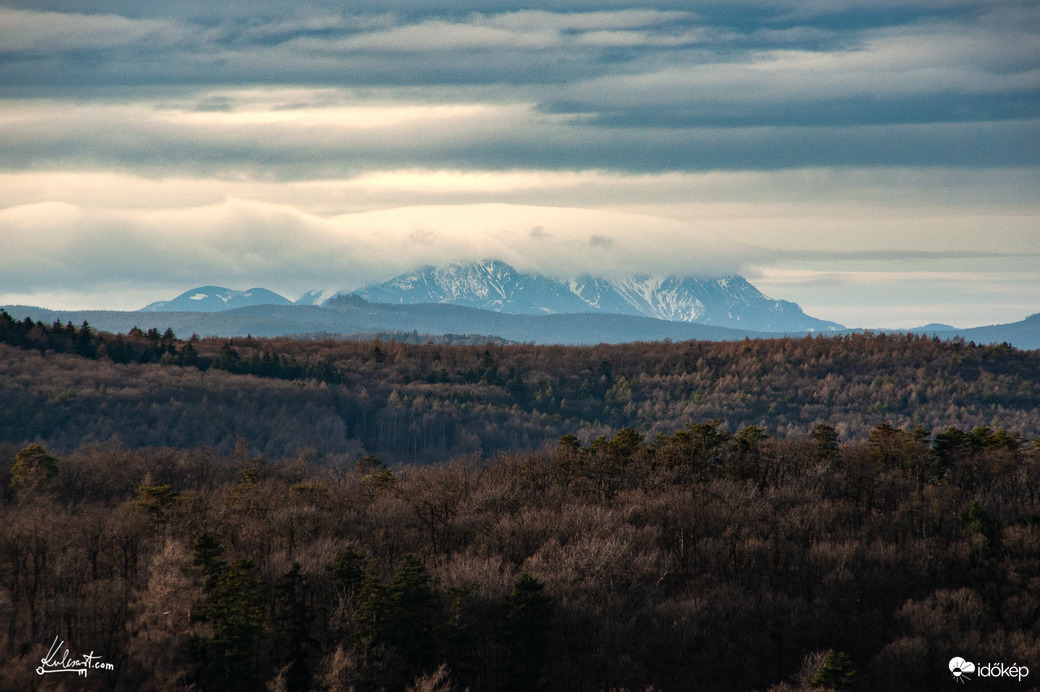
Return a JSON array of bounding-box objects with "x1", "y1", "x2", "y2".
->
[
  {"x1": 949, "y1": 656, "x2": 1030, "y2": 683},
  {"x1": 950, "y1": 657, "x2": 976, "y2": 682}
]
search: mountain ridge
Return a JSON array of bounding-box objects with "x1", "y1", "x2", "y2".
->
[
  {"x1": 106, "y1": 262, "x2": 1039, "y2": 347},
  {"x1": 353, "y1": 260, "x2": 594, "y2": 316},
  {"x1": 142, "y1": 286, "x2": 291, "y2": 312},
  {"x1": 2, "y1": 302, "x2": 762, "y2": 345},
  {"x1": 4, "y1": 304, "x2": 1038, "y2": 348},
  {"x1": 351, "y1": 259, "x2": 844, "y2": 333},
  {"x1": 137, "y1": 259, "x2": 844, "y2": 332}
]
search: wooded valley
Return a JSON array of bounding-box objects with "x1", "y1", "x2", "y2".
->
[
  {"x1": 2, "y1": 313, "x2": 1039, "y2": 690},
  {"x1": 3, "y1": 311, "x2": 1039, "y2": 463}
]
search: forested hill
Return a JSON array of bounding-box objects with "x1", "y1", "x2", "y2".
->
[
  {"x1": 2, "y1": 311, "x2": 1039, "y2": 462},
  {"x1": 7, "y1": 302, "x2": 1040, "y2": 348}
]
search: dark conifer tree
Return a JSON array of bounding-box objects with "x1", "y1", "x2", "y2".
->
[
  {"x1": 273, "y1": 562, "x2": 315, "y2": 692},
  {"x1": 501, "y1": 572, "x2": 552, "y2": 692}
]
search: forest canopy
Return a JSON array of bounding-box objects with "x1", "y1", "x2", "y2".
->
[
  {"x1": 2, "y1": 313, "x2": 1040, "y2": 689},
  {"x1": 1, "y1": 422, "x2": 1039, "y2": 690},
  {"x1": 2, "y1": 310, "x2": 1038, "y2": 462}
]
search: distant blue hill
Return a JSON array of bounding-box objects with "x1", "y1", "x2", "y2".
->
[
  {"x1": 4, "y1": 305, "x2": 1039, "y2": 349},
  {"x1": 931, "y1": 313, "x2": 1040, "y2": 349},
  {"x1": 141, "y1": 286, "x2": 291, "y2": 312}
]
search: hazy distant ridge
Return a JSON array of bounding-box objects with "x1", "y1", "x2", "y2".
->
[
  {"x1": 40, "y1": 260, "x2": 1030, "y2": 347},
  {"x1": 142, "y1": 286, "x2": 291, "y2": 312},
  {"x1": 4, "y1": 303, "x2": 1039, "y2": 349}
]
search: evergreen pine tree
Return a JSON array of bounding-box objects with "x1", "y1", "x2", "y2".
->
[
  {"x1": 501, "y1": 572, "x2": 552, "y2": 692},
  {"x1": 274, "y1": 562, "x2": 314, "y2": 692}
]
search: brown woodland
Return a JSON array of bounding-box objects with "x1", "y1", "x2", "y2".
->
[
  {"x1": 1, "y1": 318, "x2": 1039, "y2": 689},
  {"x1": 0, "y1": 424, "x2": 1039, "y2": 690},
  {"x1": 2, "y1": 314, "x2": 1039, "y2": 462}
]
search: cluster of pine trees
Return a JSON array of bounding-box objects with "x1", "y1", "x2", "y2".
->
[
  {"x1": 0, "y1": 310, "x2": 342, "y2": 383},
  {"x1": 1, "y1": 421, "x2": 1038, "y2": 690}
]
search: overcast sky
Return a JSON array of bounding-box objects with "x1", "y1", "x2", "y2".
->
[{"x1": 1, "y1": 0, "x2": 1038, "y2": 328}]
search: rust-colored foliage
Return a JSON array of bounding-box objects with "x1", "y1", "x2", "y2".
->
[
  {"x1": 0, "y1": 425, "x2": 1038, "y2": 690},
  {"x1": 3, "y1": 314, "x2": 1040, "y2": 463}
]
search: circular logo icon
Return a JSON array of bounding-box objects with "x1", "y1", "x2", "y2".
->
[{"x1": 950, "y1": 657, "x2": 976, "y2": 683}]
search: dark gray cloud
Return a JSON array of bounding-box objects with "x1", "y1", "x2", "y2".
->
[
  {"x1": 1, "y1": 96, "x2": 1035, "y2": 178},
  {"x1": 1, "y1": 0, "x2": 1036, "y2": 175}
]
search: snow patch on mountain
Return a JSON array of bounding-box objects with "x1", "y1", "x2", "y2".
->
[
  {"x1": 355, "y1": 260, "x2": 592, "y2": 315},
  {"x1": 141, "y1": 286, "x2": 291, "y2": 312},
  {"x1": 294, "y1": 289, "x2": 342, "y2": 306},
  {"x1": 353, "y1": 261, "x2": 843, "y2": 332},
  {"x1": 145, "y1": 261, "x2": 843, "y2": 331}
]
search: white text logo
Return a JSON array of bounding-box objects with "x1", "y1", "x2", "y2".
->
[
  {"x1": 950, "y1": 656, "x2": 1029, "y2": 683},
  {"x1": 36, "y1": 636, "x2": 115, "y2": 678}
]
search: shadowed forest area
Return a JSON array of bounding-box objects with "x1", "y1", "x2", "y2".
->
[
  {"x1": 2, "y1": 313, "x2": 1040, "y2": 689},
  {"x1": 1, "y1": 424, "x2": 1039, "y2": 690}
]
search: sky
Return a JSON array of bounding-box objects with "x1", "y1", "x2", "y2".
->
[{"x1": 1, "y1": 0, "x2": 1038, "y2": 328}]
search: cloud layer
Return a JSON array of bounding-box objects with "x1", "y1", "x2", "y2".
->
[
  {"x1": 0, "y1": 199, "x2": 759, "y2": 299},
  {"x1": 1, "y1": 0, "x2": 1038, "y2": 327}
]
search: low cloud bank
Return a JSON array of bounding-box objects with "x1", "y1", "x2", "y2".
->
[{"x1": 0, "y1": 200, "x2": 757, "y2": 308}]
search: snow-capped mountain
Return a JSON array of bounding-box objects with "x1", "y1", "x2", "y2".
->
[
  {"x1": 353, "y1": 260, "x2": 592, "y2": 315},
  {"x1": 577, "y1": 275, "x2": 841, "y2": 332},
  {"x1": 142, "y1": 262, "x2": 842, "y2": 332},
  {"x1": 293, "y1": 289, "x2": 343, "y2": 307},
  {"x1": 347, "y1": 260, "x2": 843, "y2": 333},
  {"x1": 141, "y1": 286, "x2": 291, "y2": 312}
]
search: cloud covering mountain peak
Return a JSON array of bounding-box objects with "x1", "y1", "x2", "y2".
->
[
  {"x1": 350, "y1": 260, "x2": 843, "y2": 332},
  {"x1": 2, "y1": 200, "x2": 760, "y2": 310}
]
